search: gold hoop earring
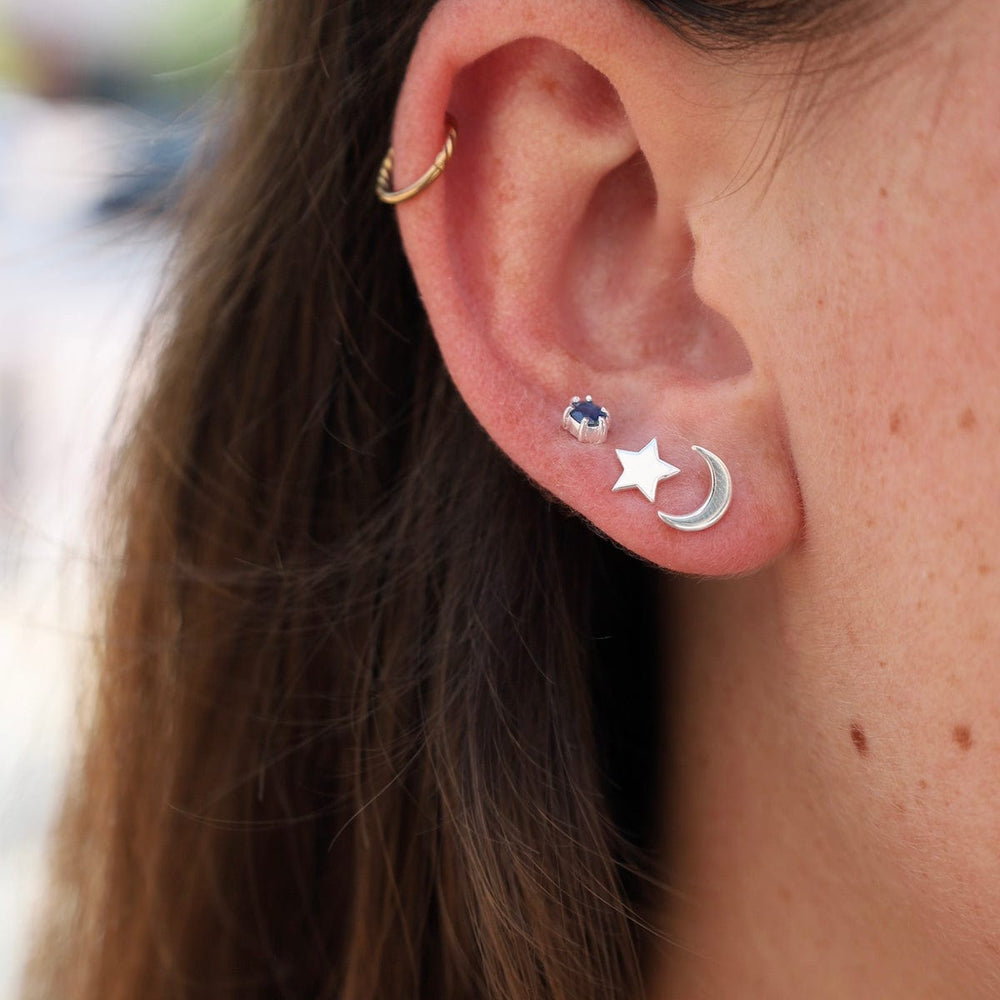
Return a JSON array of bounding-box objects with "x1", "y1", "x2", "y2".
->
[{"x1": 375, "y1": 114, "x2": 458, "y2": 205}]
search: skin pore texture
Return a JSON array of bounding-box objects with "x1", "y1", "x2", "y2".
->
[
  {"x1": 651, "y1": 14, "x2": 1000, "y2": 997},
  {"x1": 392, "y1": 0, "x2": 1000, "y2": 995}
]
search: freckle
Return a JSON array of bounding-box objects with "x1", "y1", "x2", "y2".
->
[
  {"x1": 816, "y1": 297, "x2": 825, "y2": 308},
  {"x1": 953, "y1": 725, "x2": 973, "y2": 751},
  {"x1": 918, "y1": 779, "x2": 928, "y2": 790},
  {"x1": 879, "y1": 186, "x2": 889, "y2": 199},
  {"x1": 979, "y1": 564, "x2": 993, "y2": 576},
  {"x1": 850, "y1": 723, "x2": 869, "y2": 758},
  {"x1": 865, "y1": 516, "x2": 876, "y2": 529},
  {"x1": 956, "y1": 518, "x2": 965, "y2": 533},
  {"x1": 496, "y1": 183, "x2": 516, "y2": 205},
  {"x1": 959, "y1": 407, "x2": 978, "y2": 430},
  {"x1": 889, "y1": 407, "x2": 904, "y2": 435},
  {"x1": 539, "y1": 75, "x2": 559, "y2": 96},
  {"x1": 893, "y1": 800, "x2": 907, "y2": 817}
]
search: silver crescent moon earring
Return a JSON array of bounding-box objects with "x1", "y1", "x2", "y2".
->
[
  {"x1": 657, "y1": 446, "x2": 732, "y2": 531},
  {"x1": 611, "y1": 438, "x2": 732, "y2": 531}
]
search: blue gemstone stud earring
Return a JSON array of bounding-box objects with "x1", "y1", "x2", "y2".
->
[{"x1": 562, "y1": 395, "x2": 610, "y2": 444}]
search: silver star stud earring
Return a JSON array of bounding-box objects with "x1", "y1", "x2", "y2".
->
[{"x1": 612, "y1": 438, "x2": 680, "y2": 502}]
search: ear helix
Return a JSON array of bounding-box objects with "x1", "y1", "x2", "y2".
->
[
  {"x1": 372, "y1": 112, "x2": 735, "y2": 536},
  {"x1": 561, "y1": 395, "x2": 733, "y2": 532}
]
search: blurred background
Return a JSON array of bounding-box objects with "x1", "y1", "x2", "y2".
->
[{"x1": 0, "y1": 0, "x2": 244, "y2": 992}]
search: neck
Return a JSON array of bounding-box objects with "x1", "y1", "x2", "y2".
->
[{"x1": 645, "y1": 558, "x2": 988, "y2": 1000}]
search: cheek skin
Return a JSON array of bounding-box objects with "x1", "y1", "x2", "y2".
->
[{"x1": 713, "y1": 4, "x2": 1000, "y2": 960}]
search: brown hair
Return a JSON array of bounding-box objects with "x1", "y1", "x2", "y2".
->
[{"x1": 24, "y1": 2, "x2": 871, "y2": 998}]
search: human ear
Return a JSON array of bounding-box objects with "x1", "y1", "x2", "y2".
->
[{"x1": 388, "y1": 0, "x2": 802, "y2": 575}]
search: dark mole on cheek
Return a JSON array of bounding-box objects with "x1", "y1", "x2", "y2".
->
[
  {"x1": 958, "y1": 407, "x2": 978, "y2": 431},
  {"x1": 850, "y1": 723, "x2": 869, "y2": 757},
  {"x1": 953, "y1": 725, "x2": 973, "y2": 751}
]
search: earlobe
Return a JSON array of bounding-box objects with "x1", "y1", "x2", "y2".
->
[{"x1": 389, "y1": 0, "x2": 803, "y2": 576}]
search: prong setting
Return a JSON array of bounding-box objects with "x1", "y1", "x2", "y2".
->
[{"x1": 562, "y1": 395, "x2": 610, "y2": 444}]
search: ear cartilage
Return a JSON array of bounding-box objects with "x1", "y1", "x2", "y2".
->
[{"x1": 562, "y1": 395, "x2": 610, "y2": 444}]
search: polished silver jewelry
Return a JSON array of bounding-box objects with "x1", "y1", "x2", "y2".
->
[
  {"x1": 562, "y1": 395, "x2": 610, "y2": 444},
  {"x1": 612, "y1": 438, "x2": 732, "y2": 531},
  {"x1": 657, "y1": 445, "x2": 732, "y2": 531},
  {"x1": 612, "y1": 438, "x2": 680, "y2": 501}
]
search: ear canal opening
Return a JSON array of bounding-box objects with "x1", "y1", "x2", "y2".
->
[{"x1": 561, "y1": 151, "x2": 752, "y2": 381}]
